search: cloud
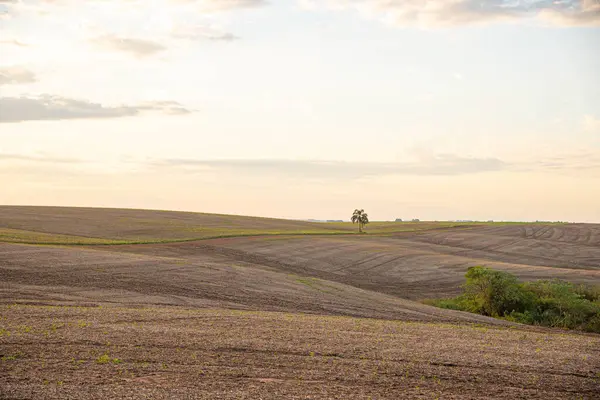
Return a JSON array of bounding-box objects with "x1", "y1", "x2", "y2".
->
[
  {"x1": 1, "y1": 1, "x2": 253, "y2": 55},
  {"x1": 539, "y1": 0, "x2": 600, "y2": 26},
  {"x1": 0, "y1": 95, "x2": 192, "y2": 123},
  {"x1": 4, "y1": 150, "x2": 598, "y2": 181},
  {"x1": 0, "y1": 39, "x2": 30, "y2": 47},
  {"x1": 0, "y1": 0, "x2": 40, "y2": 19},
  {"x1": 138, "y1": 100, "x2": 193, "y2": 115},
  {"x1": 0, "y1": 152, "x2": 80, "y2": 164},
  {"x1": 524, "y1": 151, "x2": 600, "y2": 174},
  {"x1": 175, "y1": 0, "x2": 267, "y2": 12},
  {"x1": 150, "y1": 154, "x2": 507, "y2": 178},
  {"x1": 0, "y1": 66, "x2": 36, "y2": 85},
  {"x1": 90, "y1": 35, "x2": 167, "y2": 58},
  {"x1": 310, "y1": 0, "x2": 600, "y2": 27},
  {"x1": 149, "y1": 151, "x2": 600, "y2": 179},
  {"x1": 0, "y1": 0, "x2": 16, "y2": 16},
  {"x1": 172, "y1": 24, "x2": 239, "y2": 41},
  {"x1": 507, "y1": 145, "x2": 600, "y2": 177}
]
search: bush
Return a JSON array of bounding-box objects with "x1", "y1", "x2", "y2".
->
[
  {"x1": 523, "y1": 280, "x2": 600, "y2": 331},
  {"x1": 574, "y1": 283, "x2": 600, "y2": 302},
  {"x1": 430, "y1": 267, "x2": 600, "y2": 333},
  {"x1": 460, "y1": 266, "x2": 534, "y2": 317}
]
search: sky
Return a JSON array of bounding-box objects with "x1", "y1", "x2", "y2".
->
[{"x1": 1, "y1": 0, "x2": 599, "y2": 222}]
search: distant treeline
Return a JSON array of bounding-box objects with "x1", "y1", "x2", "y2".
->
[{"x1": 426, "y1": 266, "x2": 600, "y2": 333}]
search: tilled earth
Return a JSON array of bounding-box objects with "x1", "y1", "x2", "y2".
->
[
  {"x1": 0, "y1": 241, "x2": 507, "y2": 323},
  {"x1": 98, "y1": 224, "x2": 600, "y2": 301},
  {"x1": 1, "y1": 305, "x2": 599, "y2": 400},
  {"x1": 1, "y1": 220, "x2": 600, "y2": 399}
]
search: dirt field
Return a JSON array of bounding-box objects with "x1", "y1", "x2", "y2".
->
[
  {"x1": 2, "y1": 305, "x2": 599, "y2": 400},
  {"x1": 0, "y1": 206, "x2": 478, "y2": 244},
  {"x1": 1, "y1": 207, "x2": 599, "y2": 399}
]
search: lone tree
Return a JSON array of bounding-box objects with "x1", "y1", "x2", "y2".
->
[{"x1": 351, "y1": 209, "x2": 369, "y2": 233}]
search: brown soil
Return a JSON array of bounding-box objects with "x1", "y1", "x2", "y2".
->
[
  {"x1": 99, "y1": 225, "x2": 600, "y2": 301},
  {"x1": 0, "y1": 241, "x2": 506, "y2": 323},
  {"x1": 1, "y1": 305, "x2": 599, "y2": 399},
  {"x1": 1, "y1": 207, "x2": 599, "y2": 399},
  {"x1": 0, "y1": 205, "x2": 347, "y2": 241}
]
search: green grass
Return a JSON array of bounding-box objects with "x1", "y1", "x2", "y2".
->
[
  {"x1": 0, "y1": 228, "x2": 121, "y2": 245},
  {"x1": 0, "y1": 228, "x2": 355, "y2": 245},
  {"x1": 295, "y1": 276, "x2": 341, "y2": 295},
  {"x1": 0, "y1": 224, "x2": 496, "y2": 245},
  {"x1": 0, "y1": 206, "x2": 542, "y2": 246},
  {"x1": 95, "y1": 353, "x2": 122, "y2": 365},
  {"x1": 326, "y1": 221, "x2": 501, "y2": 234}
]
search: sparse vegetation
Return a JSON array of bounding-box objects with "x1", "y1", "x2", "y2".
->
[
  {"x1": 427, "y1": 266, "x2": 600, "y2": 332},
  {"x1": 95, "y1": 353, "x2": 121, "y2": 365},
  {"x1": 0, "y1": 206, "x2": 512, "y2": 245},
  {"x1": 95, "y1": 353, "x2": 111, "y2": 364},
  {"x1": 1, "y1": 353, "x2": 21, "y2": 361},
  {"x1": 1, "y1": 207, "x2": 598, "y2": 399},
  {"x1": 1, "y1": 304, "x2": 598, "y2": 399},
  {"x1": 77, "y1": 320, "x2": 90, "y2": 328}
]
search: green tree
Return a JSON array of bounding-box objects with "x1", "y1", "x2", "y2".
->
[
  {"x1": 351, "y1": 209, "x2": 369, "y2": 233},
  {"x1": 461, "y1": 266, "x2": 532, "y2": 317},
  {"x1": 428, "y1": 266, "x2": 600, "y2": 332}
]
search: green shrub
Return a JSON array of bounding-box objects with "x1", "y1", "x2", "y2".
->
[
  {"x1": 574, "y1": 283, "x2": 600, "y2": 302},
  {"x1": 523, "y1": 280, "x2": 600, "y2": 331},
  {"x1": 429, "y1": 267, "x2": 600, "y2": 333},
  {"x1": 460, "y1": 266, "x2": 534, "y2": 317}
]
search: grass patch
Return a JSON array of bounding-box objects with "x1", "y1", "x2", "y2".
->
[
  {"x1": 295, "y1": 276, "x2": 342, "y2": 295},
  {"x1": 1, "y1": 351, "x2": 24, "y2": 361},
  {"x1": 0, "y1": 228, "x2": 353, "y2": 245},
  {"x1": 95, "y1": 353, "x2": 122, "y2": 365},
  {"x1": 0, "y1": 228, "x2": 120, "y2": 245},
  {"x1": 2, "y1": 206, "x2": 539, "y2": 245},
  {"x1": 426, "y1": 266, "x2": 600, "y2": 333},
  {"x1": 0, "y1": 223, "x2": 521, "y2": 246}
]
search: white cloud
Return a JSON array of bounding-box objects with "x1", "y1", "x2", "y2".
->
[
  {"x1": 0, "y1": 39, "x2": 30, "y2": 47},
  {"x1": 520, "y1": 150, "x2": 600, "y2": 176},
  {"x1": 149, "y1": 149, "x2": 600, "y2": 179},
  {"x1": 0, "y1": 66, "x2": 36, "y2": 85},
  {"x1": 150, "y1": 154, "x2": 508, "y2": 178},
  {"x1": 0, "y1": 151, "x2": 80, "y2": 164},
  {"x1": 175, "y1": 0, "x2": 267, "y2": 12},
  {"x1": 0, "y1": 95, "x2": 192, "y2": 123},
  {"x1": 539, "y1": 0, "x2": 600, "y2": 26},
  {"x1": 171, "y1": 24, "x2": 238, "y2": 41},
  {"x1": 2, "y1": 1, "x2": 246, "y2": 59},
  {"x1": 309, "y1": 0, "x2": 600, "y2": 28},
  {"x1": 90, "y1": 35, "x2": 167, "y2": 58}
]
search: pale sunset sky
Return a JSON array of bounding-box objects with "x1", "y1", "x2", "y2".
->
[{"x1": 1, "y1": 0, "x2": 599, "y2": 222}]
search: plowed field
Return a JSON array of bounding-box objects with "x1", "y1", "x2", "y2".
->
[{"x1": 1, "y1": 207, "x2": 598, "y2": 399}]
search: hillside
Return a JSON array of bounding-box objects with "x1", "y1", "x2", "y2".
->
[
  {"x1": 1, "y1": 207, "x2": 598, "y2": 399},
  {"x1": 0, "y1": 206, "x2": 481, "y2": 244}
]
